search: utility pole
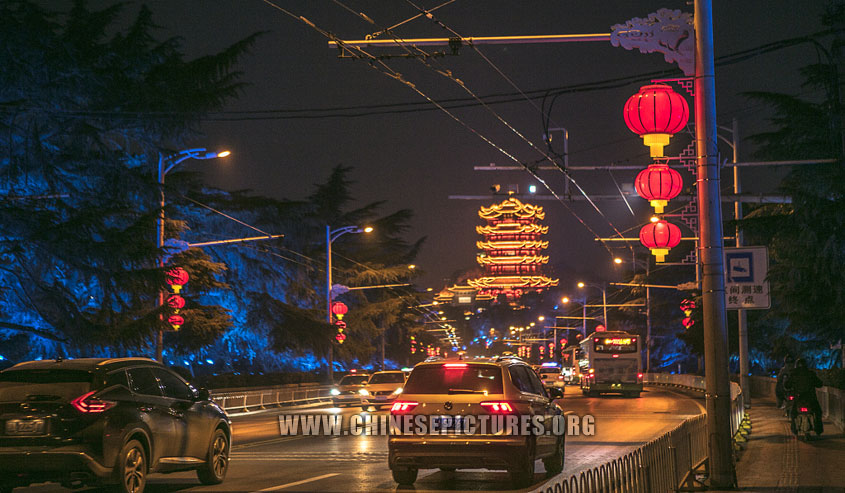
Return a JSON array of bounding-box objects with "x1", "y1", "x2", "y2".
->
[
  {"x1": 695, "y1": 0, "x2": 736, "y2": 487},
  {"x1": 731, "y1": 119, "x2": 751, "y2": 408}
]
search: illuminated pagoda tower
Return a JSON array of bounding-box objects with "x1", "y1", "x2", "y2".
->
[{"x1": 467, "y1": 195, "x2": 558, "y2": 300}]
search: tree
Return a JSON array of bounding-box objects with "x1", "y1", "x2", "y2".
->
[
  {"x1": 741, "y1": 3, "x2": 845, "y2": 367},
  {"x1": 0, "y1": 1, "x2": 258, "y2": 357}
]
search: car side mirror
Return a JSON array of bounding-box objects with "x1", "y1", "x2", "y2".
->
[
  {"x1": 549, "y1": 388, "x2": 564, "y2": 399},
  {"x1": 197, "y1": 387, "x2": 211, "y2": 401}
]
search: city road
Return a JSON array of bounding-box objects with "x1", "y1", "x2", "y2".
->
[{"x1": 17, "y1": 385, "x2": 704, "y2": 492}]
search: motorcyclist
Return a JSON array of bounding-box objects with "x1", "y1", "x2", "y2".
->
[
  {"x1": 783, "y1": 358, "x2": 823, "y2": 435},
  {"x1": 775, "y1": 354, "x2": 794, "y2": 409}
]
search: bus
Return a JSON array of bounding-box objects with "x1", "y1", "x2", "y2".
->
[{"x1": 578, "y1": 330, "x2": 643, "y2": 397}]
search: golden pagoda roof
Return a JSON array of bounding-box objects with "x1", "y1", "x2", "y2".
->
[
  {"x1": 466, "y1": 276, "x2": 560, "y2": 289},
  {"x1": 479, "y1": 197, "x2": 545, "y2": 220},
  {"x1": 476, "y1": 239, "x2": 549, "y2": 250},
  {"x1": 476, "y1": 255, "x2": 550, "y2": 265},
  {"x1": 476, "y1": 223, "x2": 549, "y2": 235}
]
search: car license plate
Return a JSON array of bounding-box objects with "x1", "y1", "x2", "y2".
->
[
  {"x1": 5, "y1": 418, "x2": 46, "y2": 436},
  {"x1": 374, "y1": 395, "x2": 387, "y2": 401},
  {"x1": 432, "y1": 416, "x2": 464, "y2": 430}
]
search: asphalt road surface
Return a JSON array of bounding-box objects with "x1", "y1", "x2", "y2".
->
[{"x1": 15, "y1": 385, "x2": 705, "y2": 492}]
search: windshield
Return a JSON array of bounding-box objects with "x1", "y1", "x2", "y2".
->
[
  {"x1": 339, "y1": 375, "x2": 368, "y2": 385},
  {"x1": 369, "y1": 372, "x2": 405, "y2": 384},
  {"x1": 403, "y1": 365, "x2": 503, "y2": 395},
  {"x1": 0, "y1": 369, "x2": 94, "y2": 403}
]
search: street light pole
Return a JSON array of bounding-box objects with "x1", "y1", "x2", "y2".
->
[
  {"x1": 155, "y1": 148, "x2": 229, "y2": 362},
  {"x1": 325, "y1": 225, "x2": 373, "y2": 382}
]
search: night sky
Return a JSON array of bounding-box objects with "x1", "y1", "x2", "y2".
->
[{"x1": 107, "y1": 1, "x2": 826, "y2": 290}]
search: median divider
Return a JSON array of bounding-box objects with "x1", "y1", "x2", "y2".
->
[
  {"x1": 210, "y1": 383, "x2": 334, "y2": 413},
  {"x1": 531, "y1": 373, "x2": 745, "y2": 493}
]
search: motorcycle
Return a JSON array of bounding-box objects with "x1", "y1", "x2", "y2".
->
[{"x1": 787, "y1": 394, "x2": 817, "y2": 440}]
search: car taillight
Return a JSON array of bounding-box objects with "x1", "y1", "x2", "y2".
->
[
  {"x1": 799, "y1": 407, "x2": 809, "y2": 413},
  {"x1": 788, "y1": 395, "x2": 795, "y2": 401},
  {"x1": 71, "y1": 391, "x2": 116, "y2": 413},
  {"x1": 480, "y1": 401, "x2": 514, "y2": 413},
  {"x1": 390, "y1": 401, "x2": 419, "y2": 413},
  {"x1": 612, "y1": 354, "x2": 619, "y2": 358},
  {"x1": 443, "y1": 363, "x2": 467, "y2": 369},
  {"x1": 637, "y1": 373, "x2": 643, "y2": 379}
]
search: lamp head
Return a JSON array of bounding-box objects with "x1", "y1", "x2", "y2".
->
[
  {"x1": 577, "y1": 282, "x2": 585, "y2": 288},
  {"x1": 363, "y1": 226, "x2": 374, "y2": 233},
  {"x1": 562, "y1": 297, "x2": 570, "y2": 304},
  {"x1": 217, "y1": 150, "x2": 231, "y2": 158},
  {"x1": 614, "y1": 257, "x2": 623, "y2": 264}
]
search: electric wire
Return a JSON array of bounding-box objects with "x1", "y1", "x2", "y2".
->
[{"x1": 324, "y1": 1, "x2": 625, "y2": 258}]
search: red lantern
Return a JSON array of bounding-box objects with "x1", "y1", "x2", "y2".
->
[
  {"x1": 635, "y1": 163, "x2": 683, "y2": 213},
  {"x1": 166, "y1": 267, "x2": 189, "y2": 293},
  {"x1": 166, "y1": 294, "x2": 185, "y2": 310},
  {"x1": 624, "y1": 84, "x2": 690, "y2": 157},
  {"x1": 331, "y1": 302, "x2": 348, "y2": 320},
  {"x1": 335, "y1": 333, "x2": 346, "y2": 344},
  {"x1": 595, "y1": 325, "x2": 606, "y2": 332},
  {"x1": 639, "y1": 220, "x2": 682, "y2": 262},
  {"x1": 167, "y1": 314, "x2": 184, "y2": 330}
]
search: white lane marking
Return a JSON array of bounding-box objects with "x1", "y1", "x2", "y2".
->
[{"x1": 256, "y1": 473, "x2": 340, "y2": 491}]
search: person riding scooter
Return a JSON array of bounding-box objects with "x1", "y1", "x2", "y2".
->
[
  {"x1": 783, "y1": 358, "x2": 823, "y2": 435},
  {"x1": 775, "y1": 354, "x2": 794, "y2": 409}
]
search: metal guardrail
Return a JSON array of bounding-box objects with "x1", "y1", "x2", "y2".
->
[
  {"x1": 531, "y1": 373, "x2": 745, "y2": 493},
  {"x1": 210, "y1": 383, "x2": 333, "y2": 412}
]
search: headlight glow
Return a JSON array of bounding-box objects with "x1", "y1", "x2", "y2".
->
[
  {"x1": 392, "y1": 387, "x2": 403, "y2": 395},
  {"x1": 359, "y1": 389, "x2": 369, "y2": 396},
  {"x1": 330, "y1": 388, "x2": 340, "y2": 396}
]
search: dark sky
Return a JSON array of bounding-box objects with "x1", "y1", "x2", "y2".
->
[{"x1": 111, "y1": 1, "x2": 826, "y2": 289}]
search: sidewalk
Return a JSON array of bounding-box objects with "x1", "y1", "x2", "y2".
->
[{"x1": 713, "y1": 397, "x2": 845, "y2": 492}]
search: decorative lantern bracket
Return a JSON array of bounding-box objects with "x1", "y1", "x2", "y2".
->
[{"x1": 610, "y1": 9, "x2": 694, "y2": 77}]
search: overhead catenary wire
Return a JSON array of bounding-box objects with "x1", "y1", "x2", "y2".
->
[{"x1": 324, "y1": 0, "x2": 627, "y2": 257}]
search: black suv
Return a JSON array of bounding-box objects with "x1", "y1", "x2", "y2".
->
[{"x1": 0, "y1": 358, "x2": 231, "y2": 493}]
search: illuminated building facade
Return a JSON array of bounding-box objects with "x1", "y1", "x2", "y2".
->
[{"x1": 467, "y1": 196, "x2": 558, "y2": 300}]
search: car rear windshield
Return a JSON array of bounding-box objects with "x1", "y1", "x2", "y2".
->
[
  {"x1": 339, "y1": 375, "x2": 368, "y2": 385},
  {"x1": 369, "y1": 373, "x2": 405, "y2": 384},
  {"x1": 0, "y1": 369, "x2": 94, "y2": 403},
  {"x1": 402, "y1": 365, "x2": 503, "y2": 394}
]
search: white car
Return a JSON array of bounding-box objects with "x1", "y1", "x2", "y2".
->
[
  {"x1": 360, "y1": 371, "x2": 407, "y2": 411},
  {"x1": 537, "y1": 368, "x2": 565, "y2": 390}
]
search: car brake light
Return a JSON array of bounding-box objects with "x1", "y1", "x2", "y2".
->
[
  {"x1": 71, "y1": 391, "x2": 116, "y2": 413},
  {"x1": 788, "y1": 395, "x2": 794, "y2": 401},
  {"x1": 480, "y1": 401, "x2": 514, "y2": 413},
  {"x1": 390, "y1": 401, "x2": 419, "y2": 413},
  {"x1": 612, "y1": 354, "x2": 619, "y2": 358},
  {"x1": 443, "y1": 363, "x2": 467, "y2": 369},
  {"x1": 637, "y1": 373, "x2": 643, "y2": 379},
  {"x1": 799, "y1": 407, "x2": 809, "y2": 413}
]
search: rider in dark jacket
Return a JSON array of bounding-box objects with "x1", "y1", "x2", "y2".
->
[
  {"x1": 783, "y1": 358, "x2": 823, "y2": 435},
  {"x1": 775, "y1": 354, "x2": 794, "y2": 409}
]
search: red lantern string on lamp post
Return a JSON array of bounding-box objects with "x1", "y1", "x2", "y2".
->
[
  {"x1": 624, "y1": 84, "x2": 690, "y2": 158},
  {"x1": 634, "y1": 163, "x2": 683, "y2": 213},
  {"x1": 639, "y1": 220, "x2": 682, "y2": 262},
  {"x1": 331, "y1": 301, "x2": 348, "y2": 320}
]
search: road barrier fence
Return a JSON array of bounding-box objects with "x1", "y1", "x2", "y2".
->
[
  {"x1": 210, "y1": 382, "x2": 332, "y2": 412},
  {"x1": 530, "y1": 373, "x2": 745, "y2": 493}
]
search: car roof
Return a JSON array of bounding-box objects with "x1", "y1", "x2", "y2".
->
[
  {"x1": 410, "y1": 357, "x2": 527, "y2": 370},
  {"x1": 370, "y1": 370, "x2": 405, "y2": 374},
  {"x1": 5, "y1": 357, "x2": 162, "y2": 372}
]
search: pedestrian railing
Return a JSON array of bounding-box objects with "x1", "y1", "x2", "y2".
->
[
  {"x1": 531, "y1": 373, "x2": 744, "y2": 493},
  {"x1": 210, "y1": 383, "x2": 333, "y2": 412}
]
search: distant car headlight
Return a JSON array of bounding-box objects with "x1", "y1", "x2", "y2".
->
[
  {"x1": 392, "y1": 387, "x2": 403, "y2": 395},
  {"x1": 359, "y1": 389, "x2": 370, "y2": 396},
  {"x1": 330, "y1": 388, "x2": 340, "y2": 396}
]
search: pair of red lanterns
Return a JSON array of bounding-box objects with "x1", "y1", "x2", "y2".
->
[{"x1": 624, "y1": 83, "x2": 689, "y2": 262}]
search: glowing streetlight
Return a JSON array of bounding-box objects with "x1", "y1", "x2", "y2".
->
[{"x1": 614, "y1": 257, "x2": 623, "y2": 264}]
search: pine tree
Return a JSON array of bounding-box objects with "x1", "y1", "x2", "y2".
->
[{"x1": 0, "y1": 1, "x2": 258, "y2": 358}]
